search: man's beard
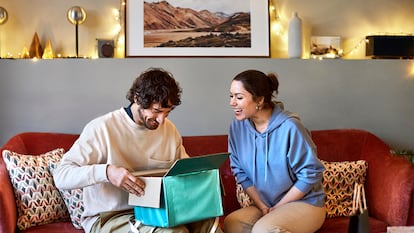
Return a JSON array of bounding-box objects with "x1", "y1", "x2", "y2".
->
[{"x1": 137, "y1": 108, "x2": 159, "y2": 130}]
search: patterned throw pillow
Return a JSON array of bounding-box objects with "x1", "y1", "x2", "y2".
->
[
  {"x1": 49, "y1": 161, "x2": 84, "y2": 229},
  {"x1": 236, "y1": 183, "x2": 253, "y2": 208},
  {"x1": 321, "y1": 160, "x2": 368, "y2": 218},
  {"x1": 2, "y1": 148, "x2": 70, "y2": 230}
]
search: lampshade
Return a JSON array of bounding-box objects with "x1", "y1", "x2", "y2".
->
[
  {"x1": 67, "y1": 6, "x2": 86, "y2": 25},
  {"x1": 0, "y1": 7, "x2": 8, "y2": 25}
]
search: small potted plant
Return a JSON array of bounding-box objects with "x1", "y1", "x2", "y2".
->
[{"x1": 390, "y1": 149, "x2": 414, "y2": 164}]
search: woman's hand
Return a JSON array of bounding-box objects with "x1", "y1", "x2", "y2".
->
[
  {"x1": 269, "y1": 186, "x2": 306, "y2": 212},
  {"x1": 244, "y1": 186, "x2": 270, "y2": 215},
  {"x1": 260, "y1": 207, "x2": 270, "y2": 215},
  {"x1": 106, "y1": 165, "x2": 146, "y2": 196}
]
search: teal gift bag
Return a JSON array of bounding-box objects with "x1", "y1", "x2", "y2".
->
[{"x1": 130, "y1": 153, "x2": 229, "y2": 227}]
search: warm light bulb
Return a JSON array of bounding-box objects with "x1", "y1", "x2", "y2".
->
[
  {"x1": 409, "y1": 63, "x2": 414, "y2": 78},
  {"x1": 112, "y1": 8, "x2": 120, "y2": 19},
  {"x1": 112, "y1": 24, "x2": 121, "y2": 36},
  {"x1": 272, "y1": 22, "x2": 282, "y2": 35}
]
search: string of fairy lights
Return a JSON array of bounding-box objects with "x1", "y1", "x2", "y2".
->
[
  {"x1": 343, "y1": 32, "x2": 414, "y2": 57},
  {"x1": 268, "y1": 0, "x2": 414, "y2": 59},
  {"x1": 113, "y1": 0, "x2": 126, "y2": 58}
]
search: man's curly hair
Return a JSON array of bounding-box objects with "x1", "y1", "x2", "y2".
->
[{"x1": 126, "y1": 68, "x2": 182, "y2": 109}]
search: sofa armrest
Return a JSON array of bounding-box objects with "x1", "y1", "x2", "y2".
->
[
  {"x1": 362, "y1": 137, "x2": 414, "y2": 226},
  {"x1": 0, "y1": 161, "x2": 17, "y2": 233}
]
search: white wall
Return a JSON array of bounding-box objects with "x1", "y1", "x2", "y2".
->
[
  {"x1": 1, "y1": 59, "x2": 414, "y2": 151},
  {"x1": 0, "y1": 0, "x2": 414, "y2": 58},
  {"x1": 0, "y1": 0, "x2": 122, "y2": 58},
  {"x1": 271, "y1": 0, "x2": 414, "y2": 58}
]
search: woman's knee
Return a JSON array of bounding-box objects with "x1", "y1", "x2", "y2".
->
[
  {"x1": 223, "y1": 207, "x2": 261, "y2": 233},
  {"x1": 223, "y1": 212, "x2": 240, "y2": 233},
  {"x1": 252, "y1": 223, "x2": 290, "y2": 233}
]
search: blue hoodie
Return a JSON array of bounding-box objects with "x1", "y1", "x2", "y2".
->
[{"x1": 228, "y1": 103, "x2": 325, "y2": 207}]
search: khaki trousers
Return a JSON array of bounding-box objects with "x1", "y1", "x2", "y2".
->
[
  {"x1": 223, "y1": 202, "x2": 326, "y2": 233},
  {"x1": 90, "y1": 210, "x2": 222, "y2": 233}
]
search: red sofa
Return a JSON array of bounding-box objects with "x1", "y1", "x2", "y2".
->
[{"x1": 1, "y1": 129, "x2": 413, "y2": 233}]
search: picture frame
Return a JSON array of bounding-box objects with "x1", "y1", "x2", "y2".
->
[
  {"x1": 125, "y1": 0, "x2": 269, "y2": 57},
  {"x1": 310, "y1": 36, "x2": 343, "y2": 59}
]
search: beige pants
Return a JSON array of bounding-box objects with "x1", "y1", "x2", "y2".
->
[
  {"x1": 223, "y1": 202, "x2": 326, "y2": 233},
  {"x1": 90, "y1": 210, "x2": 222, "y2": 233}
]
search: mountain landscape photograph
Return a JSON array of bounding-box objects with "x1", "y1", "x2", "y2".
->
[{"x1": 142, "y1": 0, "x2": 251, "y2": 48}]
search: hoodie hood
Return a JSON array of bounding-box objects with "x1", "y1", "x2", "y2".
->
[{"x1": 245, "y1": 101, "x2": 300, "y2": 136}]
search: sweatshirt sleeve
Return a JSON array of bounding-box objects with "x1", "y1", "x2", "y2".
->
[
  {"x1": 53, "y1": 120, "x2": 110, "y2": 190},
  {"x1": 287, "y1": 120, "x2": 324, "y2": 194},
  {"x1": 228, "y1": 121, "x2": 254, "y2": 190}
]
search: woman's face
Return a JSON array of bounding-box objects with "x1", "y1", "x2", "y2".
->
[{"x1": 229, "y1": 80, "x2": 257, "y2": 121}]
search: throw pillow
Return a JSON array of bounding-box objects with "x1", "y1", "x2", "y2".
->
[
  {"x1": 2, "y1": 148, "x2": 70, "y2": 230},
  {"x1": 49, "y1": 161, "x2": 84, "y2": 229},
  {"x1": 236, "y1": 183, "x2": 253, "y2": 208},
  {"x1": 321, "y1": 160, "x2": 368, "y2": 218}
]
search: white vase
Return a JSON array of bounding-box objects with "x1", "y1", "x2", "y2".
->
[{"x1": 288, "y1": 11, "x2": 303, "y2": 58}]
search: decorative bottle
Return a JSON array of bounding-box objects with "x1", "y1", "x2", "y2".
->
[{"x1": 288, "y1": 11, "x2": 303, "y2": 58}]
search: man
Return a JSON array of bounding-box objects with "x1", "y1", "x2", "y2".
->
[{"x1": 54, "y1": 68, "x2": 220, "y2": 233}]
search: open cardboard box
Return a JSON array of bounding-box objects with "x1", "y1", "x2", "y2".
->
[{"x1": 128, "y1": 152, "x2": 229, "y2": 227}]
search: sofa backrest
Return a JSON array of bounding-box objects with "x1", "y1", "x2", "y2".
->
[
  {"x1": 311, "y1": 128, "x2": 391, "y2": 162},
  {"x1": 1, "y1": 132, "x2": 79, "y2": 155}
]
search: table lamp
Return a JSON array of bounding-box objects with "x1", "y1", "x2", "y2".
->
[
  {"x1": 0, "y1": 7, "x2": 8, "y2": 58},
  {"x1": 67, "y1": 6, "x2": 86, "y2": 58}
]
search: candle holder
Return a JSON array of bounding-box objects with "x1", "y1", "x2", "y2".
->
[
  {"x1": 67, "y1": 6, "x2": 87, "y2": 58},
  {"x1": 0, "y1": 7, "x2": 8, "y2": 58},
  {"x1": 0, "y1": 7, "x2": 7, "y2": 25}
]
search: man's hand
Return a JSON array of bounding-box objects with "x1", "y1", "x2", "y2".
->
[{"x1": 106, "y1": 165, "x2": 146, "y2": 196}]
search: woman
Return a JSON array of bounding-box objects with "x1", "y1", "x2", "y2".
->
[{"x1": 224, "y1": 69, "x2": 326, "y2": 233}]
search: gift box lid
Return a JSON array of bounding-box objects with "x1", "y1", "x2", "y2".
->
[
  {"x1": 166, "y1": 152, "x2": 229, "y2": 176},
  {"x1": 131, "y1": 152, "x2": 230, "y2": 177}
]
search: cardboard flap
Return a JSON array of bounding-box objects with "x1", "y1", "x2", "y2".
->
[
  {"x1": 128, "y1": 177, "x2": 163, "y2": 208},
  {"x1": 166, "y1": 152, "x2": 229, "y2": 176}
]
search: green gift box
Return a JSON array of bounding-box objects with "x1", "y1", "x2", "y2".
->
[{"x1": 128, "y1": 153, "x2": 229, "y2": 227}]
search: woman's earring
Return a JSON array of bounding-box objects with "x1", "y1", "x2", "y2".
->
[{"x1": 256, "y1": 105, "x2": 259, "y2": 111}]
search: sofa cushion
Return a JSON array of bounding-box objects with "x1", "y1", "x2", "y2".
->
[
  {"x1": 236, "y1": 183, "x2": 253, "y2": 208},
  {"x1": 1, "y1": 148, "x2": 70, "y2": 230},
  {"x1": 321, "y1": 160, "x2": 368, "y2": 218},
  {"x1": 49, "y1": 162, "x2": 84, "y2": 229}
]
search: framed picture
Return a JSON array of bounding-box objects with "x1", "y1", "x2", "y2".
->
[
  {"x1": 125, "y1": 0, "x2": 269, "y2": 57},
  {"x1": 310, "y1": 36, "x2": 343, "y2": 59}
]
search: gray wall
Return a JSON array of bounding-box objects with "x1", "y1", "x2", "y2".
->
[{"x1": 1, "y1": 58, "x2": 414, "y2": 151}]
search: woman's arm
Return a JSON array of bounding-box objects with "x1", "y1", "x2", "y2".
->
[
  {"x1": 270, "y1": 186, "x2": 305, "y2": 211},
  {"x1": 245, "y1": 186, "x2": 270, "y2": 215}
]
